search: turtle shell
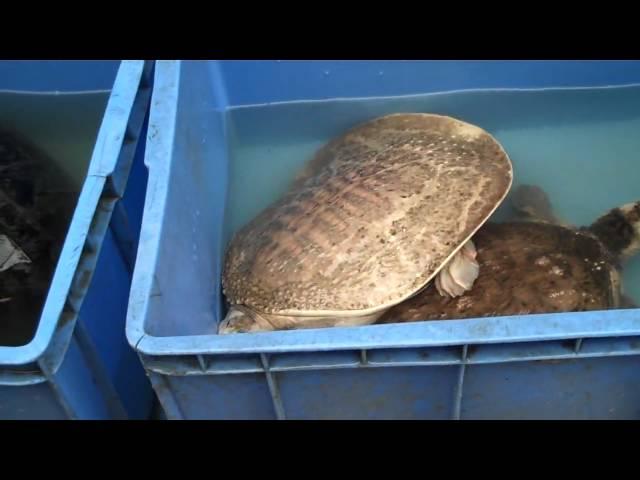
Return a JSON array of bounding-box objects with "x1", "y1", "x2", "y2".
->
[{"x1": 222, "y1": 113, "x2": 513, "y2": 317}]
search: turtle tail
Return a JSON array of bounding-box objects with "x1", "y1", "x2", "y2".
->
[{"x1": 587, "y1": 201, "x2": 640, "y2": 262}]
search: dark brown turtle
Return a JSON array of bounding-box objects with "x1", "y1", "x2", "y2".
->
[{"x1": 379, "y1": 184, "x2": 640, "y2": 325}]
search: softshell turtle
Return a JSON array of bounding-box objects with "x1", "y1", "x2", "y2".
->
[
  {"x1": 219, "y1": 113, "x2": 513, "y2": 333},
  {"x1": 378, "y1": 184, "x2": 640, "y2": 324}
]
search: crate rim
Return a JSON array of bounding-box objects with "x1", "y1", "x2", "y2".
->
[
  {"x1": 126, "y1": 59, "x2": 640, "y2": 359},
  {"x1": 131, "y1": 309, "x2": 640, "y2": 356}
]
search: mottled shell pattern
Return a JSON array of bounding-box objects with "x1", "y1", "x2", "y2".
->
[{"x1": 222, "y1": 113, "x2": 513, "y2": 317}]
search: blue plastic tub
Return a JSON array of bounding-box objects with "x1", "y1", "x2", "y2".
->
[
  {"x1": 0, "y1": 60, "x2": 154, "y2": 419},
  {"x1": 128, "y1": 60, "x2": 640, "y2": 419}
]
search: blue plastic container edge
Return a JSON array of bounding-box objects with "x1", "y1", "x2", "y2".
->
[
  {"x1": 0, "y1": 60, "x2": 153, "y2": 377},
  {"x1": 133, "y1": 309, "x2": 640, "y2": 356},
  {"x1": 126, "y1": 60, "x2": 180, "y2": 351}
]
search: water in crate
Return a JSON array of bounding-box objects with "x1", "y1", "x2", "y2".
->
[
  {"x1": 0, "y1": 91, "x2": 110, "y2": 346},
  {"x1": 221, "y1": 85, "x2": 640, "y2": 332}
]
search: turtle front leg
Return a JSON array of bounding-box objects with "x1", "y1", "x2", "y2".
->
[{"x1": 435, "y1": 240, "x2": 480, "y2": 298}]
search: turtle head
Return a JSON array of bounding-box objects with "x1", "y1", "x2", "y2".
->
[
  {"x1": 588, "y1": 201, "x2": 640, "y2": 262},
  {"x1": 218, "y1": 305, "x2": 275, "y2": 334},
  {"x1": 511, "y1": 184, "x2": 559, "y2": 224}
]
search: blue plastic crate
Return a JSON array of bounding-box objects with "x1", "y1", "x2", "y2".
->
[
  {"x1": 0, "y1": 60, "x2": 154, "y2": 419},
  {"x1": 127, "y1": 60, "x2": 640, "y2": 419}
]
